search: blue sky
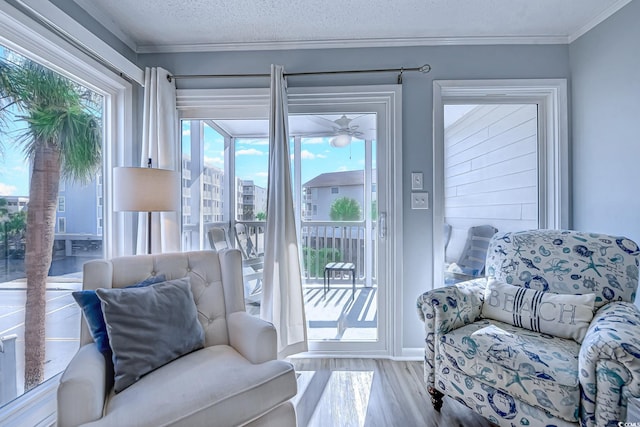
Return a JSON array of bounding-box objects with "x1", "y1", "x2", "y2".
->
[
  {"x1": 1, "y1": 119, "x2": 375, "y2": 199},
  {"x1": 183, "y1": 121, "x2": 373, "y2": 189},
  {"x1": 0, "y1": 124, "x2": 31, "y2": 197},
  {"x1": 0, "y1": 46, "x2": 31, "y2": 197}
]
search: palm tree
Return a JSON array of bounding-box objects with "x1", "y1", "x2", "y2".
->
[{"x1": 0, "y1": 56, "x2": 102, "y2": 391}]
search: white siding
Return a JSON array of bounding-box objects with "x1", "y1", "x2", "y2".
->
[
  {"x1": 444, "y1": 104, "x2": 538, "y2": 262},
  {"x1": 311, "y1": 184, "x2": 364, "y2": 221}
]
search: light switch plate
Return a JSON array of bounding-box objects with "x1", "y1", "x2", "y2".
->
[
  {"x1": 411, "y1": 192, "x2": 429, "y2": 209},
  {"x1": 411, "y1": 172, "x2": 423, "y2": 190}
]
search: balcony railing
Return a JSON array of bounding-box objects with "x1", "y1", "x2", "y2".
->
[
  {"x1": 300, "y1": 221, "x2": 375, "y2": 282},
  {"x1": 182, "y1": 220, "x2": 376, "y2": 283}
]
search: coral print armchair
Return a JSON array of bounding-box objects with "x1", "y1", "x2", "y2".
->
[{"x1": 417, "y1": 229, "x2": 640, "y2": 427}]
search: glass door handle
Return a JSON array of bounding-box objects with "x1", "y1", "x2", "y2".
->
[{"x1": 379, "y1": 212, "x2": 387, "y2": 240}]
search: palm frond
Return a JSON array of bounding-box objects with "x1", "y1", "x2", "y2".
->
[{"x1": 0, "y1": 54, "x2": 102, "y2": 181}]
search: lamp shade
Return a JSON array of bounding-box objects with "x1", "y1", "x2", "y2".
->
[
  {"x1": 113, "y1": 167, "x2": 180, "y2": 212},
  {"x1": 329, "y1": 133, "x2": 352, "y2": 148}
]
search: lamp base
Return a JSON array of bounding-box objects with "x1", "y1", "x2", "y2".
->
[{"x1": 147, "y1": 211, "x2": 152, "y2": 254}]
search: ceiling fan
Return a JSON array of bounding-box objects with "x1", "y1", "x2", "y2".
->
[{"x1": 303, "y1": 114, "x2": 368, "y2": 147}]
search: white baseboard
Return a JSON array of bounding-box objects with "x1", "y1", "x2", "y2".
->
[{"x1": 393, "y1": 347, "x2": 424, "y2": 361}]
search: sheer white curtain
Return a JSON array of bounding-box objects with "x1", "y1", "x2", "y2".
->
[
  {"x1": 262, "y1": 65, "x2": 308, "y2": 358},
  {"x1": 136, "y1": 67, "x2": 180, "y2": 254}
]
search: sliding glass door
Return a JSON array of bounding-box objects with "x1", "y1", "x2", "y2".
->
[{"x1": 177, "y1": 85, "x2": 401, "y2": 355}]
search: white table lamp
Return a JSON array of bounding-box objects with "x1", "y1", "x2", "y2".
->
[{"x1": 114, "y1": 163, "x2": 180, "y2": 254}]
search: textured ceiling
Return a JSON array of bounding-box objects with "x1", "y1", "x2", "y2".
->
[{"x1": 73, "y1": 0, "x2": 631, "y2": 52}]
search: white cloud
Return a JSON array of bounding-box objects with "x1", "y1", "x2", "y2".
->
[
  {"x1": 255, "y1": 172, "x2": 268, "y2": 177},
  {"x1": 337, "y1": 166, "x2": 349, "y2": 172},
  {"x1": 301, "y1": 137, "x2": 326, "y2": 145},
  {"x1": 236, "y1": 148, "x2": 265, "y2": 156},
  {"x1": 300, "y1": 150, "x2": 315, "y2": 159},
  {"x1": 182, "y1": 129, "x2": 191, "y2": 136},
  {"x1": 204, "y1": 156, "x2": 224, "y2": 166},
  {"x1": 299, "y1": 150, "x2": 327, "y2": 160},
  {"x1": 242, "y1": 139, "x2": 269, "y2": 146},
  {"x1": 0, "y1": 183, "x2": 17, "y2": 195}
]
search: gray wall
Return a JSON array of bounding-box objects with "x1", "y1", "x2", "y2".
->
[
  {"x1": 139, "y1": 45, "x2": 570, "y2": 350},
  {"x1": 138, "y1": 44, "x2": 570, "y2": 350},
  {"x1": 569, "y1": 1, "x2": 640, "y2": 250}
]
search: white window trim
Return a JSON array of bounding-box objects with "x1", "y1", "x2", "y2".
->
[
  {"x1": 432, "y1": 79, "x2": 569, "y2": 291},
  {"x1": 177, "y1": 85, "x2": 403, "y2": 357}
]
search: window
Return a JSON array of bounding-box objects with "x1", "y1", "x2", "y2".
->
[
  {"x1": 181, "y1": 121, "x2": 226, "y2": 251},
  {"x1": 0, "y1": 41, "x2": 108, "y2": 411},
  {"x1": 234, "y1": 138, "x2": 268, "y2": 222},
  {"x1": 57, "y1": 217, "x2": 66, "y2": 233},
  {"x1": 433, "y1": 79, "x2": 569, "y2": 289},
  {"x1": 331, "y1": 187, "x2": 339, "y2": 194}
]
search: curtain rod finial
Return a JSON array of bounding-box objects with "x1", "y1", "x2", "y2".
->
[{"x1": 419, "y1": 64, "x2": 432, "y2": 73}]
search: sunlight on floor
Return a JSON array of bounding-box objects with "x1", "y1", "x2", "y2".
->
[
  {"x1": 303, "y1": 285, "x2": 377, "y2": 342},
  {"x1": 294, "y1": 370, "x2": 374, "y2": 427}
]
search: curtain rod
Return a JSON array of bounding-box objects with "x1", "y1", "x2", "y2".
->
[{"x1": 167, "y1": 64, "x2": 431, "y2": 84}]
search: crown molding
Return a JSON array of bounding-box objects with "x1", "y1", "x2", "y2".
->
[
  {"x1": 136, "y1": 35, "x2": 569, "y2": 54},
  {"x1": 568, "y1": 0, "x2": 633, "y2": 43},
  {"x1": 70, "y1": 0, "x2": 138, "y2": 53}
]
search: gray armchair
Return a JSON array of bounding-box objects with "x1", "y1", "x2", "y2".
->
[{"x1": 58, "y1": 249, "x2": 297, "y2": 427}]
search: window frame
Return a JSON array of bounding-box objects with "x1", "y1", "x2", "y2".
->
[
  {"x1": 0, "y1": 2, "x2": 136, "y2": 424},
  {"x1": 57, "y1": 196, "x2": 65, "y2": 212},
  {"x1": 57, "y1": 217, "x2": 66, "y2": 233},
  {"x1": 432, "y1": 79, "x2": 569, "y2": 291}
]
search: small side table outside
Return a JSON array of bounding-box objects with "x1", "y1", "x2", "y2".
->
[{"x1": 323, "y1": 262, "x2": 356, "y2": 300}]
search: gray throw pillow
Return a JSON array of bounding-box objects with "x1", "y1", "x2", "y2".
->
[{"x1": 96, "y1": 277, "x2": 205, "y2": 392}]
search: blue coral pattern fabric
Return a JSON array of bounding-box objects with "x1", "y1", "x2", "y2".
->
[{"x1": 417, "y1": 229, "x2": 640, "y2": 427}]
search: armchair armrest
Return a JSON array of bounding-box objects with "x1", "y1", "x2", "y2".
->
[
  {"x1": 416, "y1": 278, "x2": 486, "y2": 333},
  {"x1": 579, "y1": 302, "x2": 640, "y2": 427},
  {"x1": 416, "y1": 278, "x2": 486, "y2": 390},
  {"x1": 228, "y1": 311, "x2": 277, "y2": 364},
  {"x1": 57, "y1": 343, "x2": 109, "y2": 427}
]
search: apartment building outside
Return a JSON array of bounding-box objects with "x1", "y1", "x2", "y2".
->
[{"x1": 302, "y1": 170, "x2": 376, "y2": 221}]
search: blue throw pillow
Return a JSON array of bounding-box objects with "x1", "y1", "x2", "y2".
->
[{"x1": 72, "y1": 274, "x2": 166, "y2": 353}]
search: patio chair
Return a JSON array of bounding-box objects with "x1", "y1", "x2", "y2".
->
[
  {"x1": 207, "y1": 226, "x2": 231, "y2": 251},
  {"x1": 445, "y1": 224, "x2": 498, "y2": 284},
  {"x1": 456, "y1": 224, "x2": 498, "y2": 275},
  {"x1": 207, "y1": 226, "x2": 263, "y2": 305},
  {"x1": 443, "y1": 222, "x2": 452, "y2": 251}
]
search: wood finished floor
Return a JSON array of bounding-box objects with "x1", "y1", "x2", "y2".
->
[{"x1": 289, "y1": 358, "x2": 491, "y2": 427}]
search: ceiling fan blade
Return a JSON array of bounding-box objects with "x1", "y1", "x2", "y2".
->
[{"x1": 305, "y1": 115, "x2": 339, "y2": 128}]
